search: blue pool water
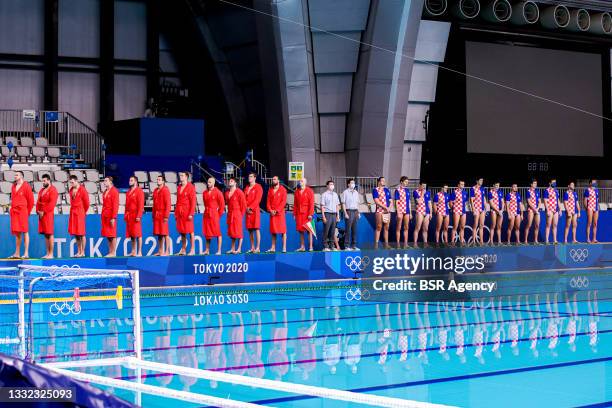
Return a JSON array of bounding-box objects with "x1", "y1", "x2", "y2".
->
[{"x1": 2, "y1": 270, "x2": 611, "y2": 407}]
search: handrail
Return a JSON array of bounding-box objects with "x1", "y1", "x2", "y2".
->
[{"x1": 190, "y1": 160, "x2": 224, "y2": 186}]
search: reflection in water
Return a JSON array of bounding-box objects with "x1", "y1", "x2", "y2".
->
[{"x1": 267, "y1": 309, "x2": 288, "y2": 381}]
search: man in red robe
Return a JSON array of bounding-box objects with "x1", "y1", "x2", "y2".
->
[
  {"x1": 203, "y1": 177, "x2": 224, "y2": 255},
  {"x1": 244, "y1": 172, "x2": 263, "y2": 253},
  {"x1": 36, "y1": 173, "x2": 58, "y2": 259},
  {"x1": 9, "y1": 171, "x2": 34, "y2": 259},
  {"x1": 152, "y1": 175, "x2": 171, "y2": 256},
  {"x1": 125, "y1": 175, "x2": 144, "y2": 257},
  {"x1": 266, "y1": 176, "x2": 287, "y2": 253},
  {"x1": 293, "y1": 177, "x2": 314, "y2": 251},
  {"x1": 101, "y1": 176, "x2": 119, "y2": 257},
  {"x1": 68, "y1": 175, "x2": 90, "y2": 257},
  {"x1": 176, "y1": 171, "x2": 196, "y2": 256},
  {"x1": 224, "y1": 177, "x2": 247, "y2": 254}
]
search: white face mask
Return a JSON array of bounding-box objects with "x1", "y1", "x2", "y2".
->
[
  {"x1": 329, "y1": 185, "x2": 334, "y2": 191},
  {"x1": 349, "y1": 183, "x2": 355, "y2": 189}
]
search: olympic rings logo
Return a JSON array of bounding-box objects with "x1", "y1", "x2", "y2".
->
[
  {"x1": 569, "y1": 249, "x2": 589, "y2": 262},
  {"x1": 569, "y1": 276, "x2": 589, "y2": 288},
  {"x1": 345, "y1": 288, "x2": 370, "y2": 301},
  {"x1": 49, "y1": 301, "x2": 81, "y2": 316},
  {"x1": 345, "y1": 256, "x2": 370, "y2": 272}
]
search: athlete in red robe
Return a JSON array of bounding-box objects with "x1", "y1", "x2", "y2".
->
[
  {"x1": 176, "y1": 172, "x2": 196, "y2": 255},
  {"x1": 152, "y1": 175, "x2": 171, "y2": 256},
  {"x1": 244, "y1": 173, "x2": 263, "y2": 253},
  {"x1": 36, "y1": 173, "x2": 58, "y2": 259},
  {"x1": 265, "y1": 176, "x2": 287, "y2": 252},
  {"x1": 293, "y1": 178, "x2": 314, "y2": 251},
  {"x1": 224, "y1": 178, "x2": 247, "y2": 253},
  {"x1": 101, "y1": 177, "x2": 119, "y2": 256},
  {"x1": 202, "y1": 178, "x2": 225, "y2": 255},
  {"x1": 125, "y1": 175, "x2": 145, "y2": 256},
  {"x1": 68, "y1": 176, "x2": 90, "y2": 257},
  {"x1": 9, "y1": 171, "x2": 34, "y2": 259}
]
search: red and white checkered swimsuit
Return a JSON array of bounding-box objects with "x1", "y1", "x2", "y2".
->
[
  {"x1": 472, "y1": 186, "x2": 483, "y2": 215},
  {"x1": 375, "y1": 187, "x2": 386, "y2": 214},
  {"x1": 436, "y1": 192, "x2": 447, "y2": 216},
  {"x1": 395, "y1": 188, "x2": 407, "y2": 215},
  {"x1": 586, "y1": 188, "x2": 598, "y2": 212},
  {"x1": 452, "y1": 188, "x2": 464, "y2": 215},
  {"x1": 490, "y1": 189, "x2": 501, "y2": 211},
  {"x1": 415, "y1": 189, "x2": 426, "y2": 216},
  {"x1": 527, "y1": 188, "x2": 537, "y2": 212},
  {"x1": 565, "y1": 192, "x2": 576, "y2": 216},
  {"x1": 507, "y1": 192, "x2": 519, "y2": 216},
  {"x1": 545, "y1": 188, "x2": 559, "y2": 213}
]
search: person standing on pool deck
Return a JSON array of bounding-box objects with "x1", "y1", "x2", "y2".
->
[
  {"x1": 505, "y1": 183, "x2": 522, "y2": 244},
  {"x1": 68, "y1": 175, "x2": 89, "y2": 257},
  {"x1": 101, "y1": 176, "x2": 119, "y2": 257},
  {"x1": 266, "y1": 176, "x2": 287, "y2": 253},
  {"x1": 394, "y1": 176, "x2": 411, "y2": 249},
  {"x1": 524, "y1": 179, "x2": 541, "y2": 244},
  {"x1": 321, "y1": 180, "x2": 341, "y2": 251},
  {"x1": 488, "y1": 182, "x2": 504, "y2": 245},
  {"x1": 433, "y1": 185, "x2": 450, "y2": 245},
  {"x1": 373, "y1": 177, "x2": 391, "y2": 249},
  {"x1": 293, "y1": 177, "x2": 315, "y2": 252},
  {"x1": 36, "y1": 173, "x2": 58, "y2": 259},
  {"x1": 543, "y1": 178, "x2": 560, "y2": 244},
  {"x1": 449, "y1": 180, "x2": 468, "y2": 245},
  {"x1": 341, "y1": 179, "x2": 360, "y2": 251},
  {"x1": 563, "y1": 181, "x2": 580, "y2": 243},
  {"x1": 9, "y1": 171, "x2": 34, "y2": 259},
  {"x1": 584, "y1": 178, "x2": 599, "y2": 243},
  {"x1": 152, "y1": 175, "x2": 171, "y2": 256},
  {"x1": 470, "y1": 178, "x2": 486, "y2": 246},
  {"x1": 203, "y1": 177, "x2": 225, "y2": 255},
  {"x1": 225, "y1": 177, "x2": 246, "y2": 254},
  {"x1": 176, "y1": 171, "x2": 196, "y2": 255},
  {"x1": 244, "y1": 172, "x2": 263, "y2": 253},
  {"x1": 413, "y1": 181, "x2": 432, "y2": 246},
  {"x1": 125, "y1": 175, "x2": 145, "y2": 256}
]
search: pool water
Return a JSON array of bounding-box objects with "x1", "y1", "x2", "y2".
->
[{"x1": 16, "y1": 273, "x2": 612, "y2": 407}]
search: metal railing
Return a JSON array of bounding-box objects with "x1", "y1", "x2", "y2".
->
[
  {"x1": 0, "y1": 110, "x2": 104, "y2": 172},
  {"x1": 190, "y1": 160, "x2": 225, "y2": 186},
  {"x1": 330, "y1": 176, "x2": 420, "y2": 193}
]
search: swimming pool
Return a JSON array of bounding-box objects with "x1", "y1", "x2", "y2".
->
[{"x1": 10, "y1": 268, "x2": 612, "y2": 407}]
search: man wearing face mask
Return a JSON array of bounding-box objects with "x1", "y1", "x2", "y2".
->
[
  {"x1": 341, "y1": 179, "x2": 360, "y2": 251},
  {"x1": 543, "y1": 178, "x2": 560, "y2": 244},
  {"x1": 321, "y1": 180, "x2": 340, "y2": 251},
  {"x1": 584, "y1": 179, "x2": 599, "y2": 243}
]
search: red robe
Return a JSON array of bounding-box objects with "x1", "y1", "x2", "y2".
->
[
  {"x1": 225, "y1": 188, "x2": 246, "y2": 239},
  {"x1": 101, "y1": 186, "x2": 119, "y2": 238},
  {"x1": 203, "y1": 187, "x2": 224, "y2": 239},
  {"x1": 175, "y1": 182, "x2": 196, "y2": 234},
  {"x1": 124, "y1": 187, "x2": 144, "y2": 238},
  {"x1": 293, "y1": 187, "x2": 314, "y2": 232},
  {"x1": 266, "y1": 185, "x2": 287, "y2": 234},
  {"x1": 152, "y1": 185, "x2": 171, "y2": 236},
  {"x1": 10, "y1": 182, "x2": 34, "y2": 234},
  {"x1": 68, "y1": 185, "x2": 90, "y2": 236},
  {"x1": 36, "y1": 185, "x2": 58, "y2": 235},
  {"x1": 244, "y1": 183, "x2": 263, "y2": 230}
]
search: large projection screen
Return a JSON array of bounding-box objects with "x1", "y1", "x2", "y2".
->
[{"x1": 465, "y1": 41, "x2": 604, "y2": 156}]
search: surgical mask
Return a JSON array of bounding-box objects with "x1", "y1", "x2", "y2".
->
[
  {"x1": 551, "y1": 182, "x2": 556, "y2": 188},
  {"x1": 329, "y1": 185, "x2": 335, "y2": 191},
  {"x1": 296, "y1": 182, "x2": 301, "y2": 189},
  {"x1": 592, "y1": 182, "x2": 597, "y2": 187},
  {"x1": 349, "y1": 183, "x2": 355, "y2": 189}
]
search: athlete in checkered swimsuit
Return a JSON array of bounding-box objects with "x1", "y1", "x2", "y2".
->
[
  {"x1": 412, "y1": 182, "x2": 432, "y2": 246},
  {"x1": 584, "y1": 179, "x2": 599, "y2": 243},
  {"x1": 505, "y1": 184, "x2": 522, "y2": 244},
  {"x1": 433, "y1": 185, "x2": 450, "y2": 244},
  {"x1": 449, "y1": 181, "x2": 468, "y2": 245},
  {"x1": 470, "y1": 178, "x2": 487, "y2": 245},
  {"x1": 372, "y1": 177, "x2": 391, "y2": 249},
  {"x1": 523, "y1": 179, "x2": 541, "y2": 244},
  {"x1": 563, "y1": 182, "x2": 580, "y2": 243},
  {"x1": 543, "y1": 179, "x2": 560, "y2": 244},
  {"x1": 394, "y1": 176, "x2": 411, "y2": 249},
  {"x1": 488, "y1": 182, "x2": 504, "y2": 245}
]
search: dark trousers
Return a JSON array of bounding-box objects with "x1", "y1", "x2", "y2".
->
[
  {"x1": 345, "y1": 209, "x2": 358, "y2": 248},
  {"x1": 323, "y1": 212, "x2": 337, "y2": 249}
]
